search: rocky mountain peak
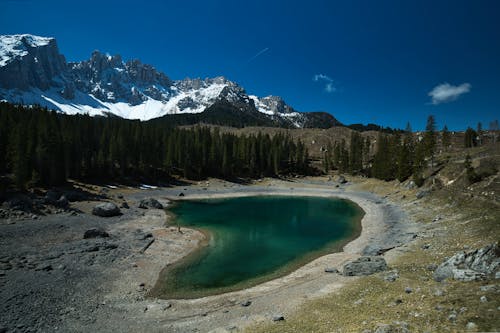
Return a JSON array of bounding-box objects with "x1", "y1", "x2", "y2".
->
[
  {"x1": 0, "y1": 34, "x2": 339, "y2": 127},
  {"x1": 0, "y1": 34, "x2": 66, "y2": 90}
]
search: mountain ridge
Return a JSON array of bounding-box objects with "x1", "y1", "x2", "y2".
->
[{"x1": 0, "y1": 34, "x2": 340, "y2": 128}]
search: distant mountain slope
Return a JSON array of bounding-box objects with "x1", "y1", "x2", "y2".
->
[{"x1": 0, "y1": 34, "x2": 340, "y2": 128}]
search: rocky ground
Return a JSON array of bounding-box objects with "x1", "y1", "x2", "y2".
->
[{"x1": 0, "y1": 147, "x2": 498, "y2": 333}]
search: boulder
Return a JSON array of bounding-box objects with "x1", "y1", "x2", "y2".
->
[
  {"x1": 83, "y1": 228, "x2": 109, "y2": 239},
  {"x1": 343, "y1": 256, "x2": 388, "y2": 276},
  {"x1": 56, "y1": 195, "x2": 69, "y2": 208},
  {"x1": 92, "y1": 202, "x2": 121, "y2": 217},
  {"x1": 434, "y1": 243, "x2": 499, "y2": 282},
  {"x1": 138, "y1": 198, "x2": 163, "y2": 209},
  {"x1": 44, "y1": 190, "x2": 61, "y2": 204}
]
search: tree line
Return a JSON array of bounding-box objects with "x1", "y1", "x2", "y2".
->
[
  {"x1": 0, "y1": 103, "x2": 310, "y2": 189},
  {"x1": 322, "y1": 115, "x2": 495, "y2": 184}
]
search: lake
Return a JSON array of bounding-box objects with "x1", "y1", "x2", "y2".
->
[{"x1": 152, "y1": 195, "x2": 363, "y2": 299}]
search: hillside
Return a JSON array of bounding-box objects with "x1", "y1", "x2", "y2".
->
[{"x1": 249, "y1": 143, "x2": 499, "y2": 332}]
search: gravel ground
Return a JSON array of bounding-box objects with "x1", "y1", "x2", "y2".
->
[{"x1": 0, "y1": 178, "x2": 419, "y2": 333}]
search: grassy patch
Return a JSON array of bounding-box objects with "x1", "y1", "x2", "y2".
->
[{"x1": 248, "y1": 176, "x2": 500, "y2": 333}]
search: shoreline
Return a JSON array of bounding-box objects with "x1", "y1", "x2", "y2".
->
[
  {"x1": 107, "y1": 181, "x2": 413, "y2": 332},
  {"x1": 0, "y1": 178, "x2": 416, "y2": 333},
  {"x1": 150, "y1": 195, "x2": 364, "y2": 300}
]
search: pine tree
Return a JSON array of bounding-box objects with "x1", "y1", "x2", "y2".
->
[
  {"x1": 464, "y1": 127, "x2": 477, "y2": 148},
  {"x1": 349, "y1": 132, "x2": 363, "y2": 174},
  {"x1": 424, "y1": 115, "x2": 437, "y2": 169}
]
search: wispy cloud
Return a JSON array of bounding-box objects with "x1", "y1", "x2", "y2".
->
[
  {"x1": 428, "y1": 82, "x2": 471, "y2": 105},
  {"x1": 313, "y1": 74, "x2": 336, "y2": 93},
  {"x1": 247, "y1": 47, "x2": 269, "y2": 63}
]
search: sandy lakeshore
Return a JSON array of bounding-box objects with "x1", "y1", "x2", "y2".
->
[
  {"x1": 95, "y1": 179, "x2": 416, "y2": 333},
  {"x1": 0, "y1": 178, "x2": 420, "y2": 333}
]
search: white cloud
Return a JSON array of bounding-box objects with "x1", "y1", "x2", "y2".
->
[
  {"x1": 428, "y1": 82, "x2": 471, "y2": 105},
  {"x1": 313, "y1": 74, "x2": 336, "y2": 93}
]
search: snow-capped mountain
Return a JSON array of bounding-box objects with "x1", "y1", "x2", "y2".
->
[{"x1": 0, "y1": 34, "x2": 340, "y2": 127}]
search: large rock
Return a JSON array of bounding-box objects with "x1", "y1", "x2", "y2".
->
[
  {"x1": 138, "y1": 198, "x2": 163, "y2": 209},
  {"x1": 434, "y1": 243, "x2": 500, "y2": 282},
  {"x1": 343, "y1": 256, "x2": 388, "y2": 276},
  {"x1": 92, "y1": 202, "x2": 121, "y2": 217}
]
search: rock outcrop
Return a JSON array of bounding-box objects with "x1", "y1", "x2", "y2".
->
[
  {"x1": 434, "y1": 243, "x2": 500, "y2": 282},
  {"x1": 0, "y1": 35, "x2": 66, "y2": 90}
]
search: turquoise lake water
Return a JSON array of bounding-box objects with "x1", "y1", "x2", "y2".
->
[{"x1": 154, "y1": 195, "x2": 363, "y2": 298}]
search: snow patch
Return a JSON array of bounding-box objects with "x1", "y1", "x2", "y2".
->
[{"x1": 0, "y1": 34, "x2": 53, "y2": 66}]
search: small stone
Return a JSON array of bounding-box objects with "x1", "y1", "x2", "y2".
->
[
  {"x1": 324, "y1": 267, "x2": 339, "y2": 273},
  {"x1": 384, "y1": 270, "x2": 399, "y2": 282},
  {"x1": 466, "y1": 322, "x2": 478, "y2": 331},
  {"x1": 479, "y1": 285, "x2": 497, "y2": 292},
  {"x1": 272, "y1": 315, "x2": 285, "y2": 322},
  {"x1": 83, "y1": 228, "x2": 109, "y2": 239},
  {"x1": 374, "y1": 324, "x2": 393, "y2": 333},
  {"x1": 241, "y1": 300, "x2": 252, "y2": 307},
  {"x1": 421, "y1": 244, "x2": 431, "y2": 250},
  {"x1": 480, "y1": 296, "x2": 488, "y2": 303},
  {"x1": 434, "y1": 289, "x2": 445, "y2": 297},
  {"x1": 448, "y1": 313, "x2": 457, "y2": 322},
  {"x1": 427, "y1": 264, "x2": 438, "y2": 271},
  {"x1": 405, "y1": 287, "x2": 413, "y2": 294},
  {"x1": 35, "y1": 264, "x2": 52, "y2": 271}
]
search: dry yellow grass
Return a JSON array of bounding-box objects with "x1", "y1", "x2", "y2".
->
[{"x1": 248, "y1": 176, "x2": 500, "y2": 333}]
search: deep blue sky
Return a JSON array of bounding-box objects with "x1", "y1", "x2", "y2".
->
[{"x1": 2, "y1": 0, "x2": 499, "y2": 130}]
